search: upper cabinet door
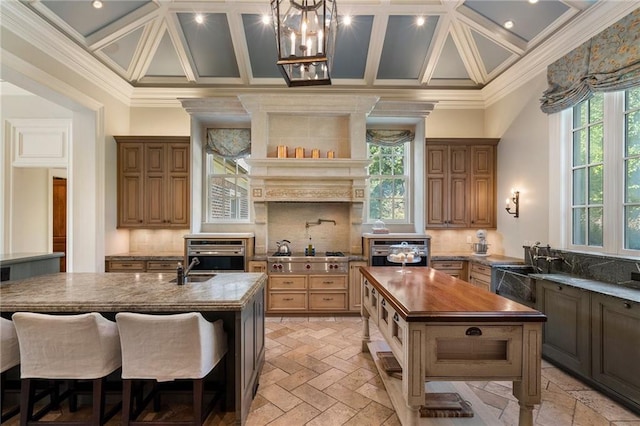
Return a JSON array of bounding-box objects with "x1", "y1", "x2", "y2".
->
[
  {"x1": 115, "y1": 136, "x2": 190, "y2": 229},
  {"x1": 425, "y1": 139, "x2": 498, "y2": 229}
]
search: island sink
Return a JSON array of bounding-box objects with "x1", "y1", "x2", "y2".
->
[{"x1": 169, "y1": 274, "x2": 215, "y2": 283}]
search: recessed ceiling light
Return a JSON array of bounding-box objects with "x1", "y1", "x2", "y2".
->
[
  {"x1": 195, "y1": 13, "x2": 204, "y2": 24},
  {"x1": 92, "y1": 0, "x2": 103, "y2": 9},
  {"x1": 528, "y1": 0, "x2": 539, "y2": 3},
  {"x1": 342, "y1": 15, "x2": 352, "y2": 26},
  {"x1": 416, "y1": 16, "x2": 425, "y2": 26},
  {"x1": 504, "y1": 20, "x2": 514, "y2": 29},
  {"x1": 261, "y1": 15, "x2": 270, "y2": 25}
]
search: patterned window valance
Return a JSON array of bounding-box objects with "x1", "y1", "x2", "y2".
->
[
  {"x1": 206, "y1": 128, "x2": 251, "y2": 159},
  {"x1": 540, "y1": 8, "x2": 640, "y2": 114},
  {"x1": 366, "y1": 129, "x2": 415, "y2": 146}
]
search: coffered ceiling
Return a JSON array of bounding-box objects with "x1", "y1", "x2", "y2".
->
[{"x1": 21, "y1": 0, "x2": 599, "y2": 91}]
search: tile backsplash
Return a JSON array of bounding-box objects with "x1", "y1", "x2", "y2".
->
[
  {"x1": 129, "y1": 229, "x2": 188, "y2": 253},
  {"x1": 427, "y1": 229, "x2": 504, "y2": 255}
]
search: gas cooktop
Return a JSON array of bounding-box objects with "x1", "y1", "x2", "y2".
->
[{"x1": 270, "y1": 251, "x2": 345, "y2": 258}]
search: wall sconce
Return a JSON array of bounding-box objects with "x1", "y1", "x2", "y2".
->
[{"x1": 505, "y1": 190, "x2": 519, "y2": 218}]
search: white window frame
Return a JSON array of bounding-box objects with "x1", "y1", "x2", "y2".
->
[
  {"x1": 365, "y1": 140, "x2": 413, "y2": 224},
  {"x1": 557, "y1": 90, "x2": 639, "y2": 257},
  {"x1": 203, "y1": 152, "x2": 251, "y2": 224}
]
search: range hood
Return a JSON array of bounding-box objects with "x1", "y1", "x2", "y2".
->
[{"x1": 245, "y1": 158, "x2": 370, "y2": 202}]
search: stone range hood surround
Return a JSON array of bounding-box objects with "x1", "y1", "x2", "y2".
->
[{"x1": 245, "y1": 158, "x2": 371, "y2": 202}]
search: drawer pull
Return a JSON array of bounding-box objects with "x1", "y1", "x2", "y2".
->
[
  {"x1": 465, "y1": 327, "x2": 482, "y2": 336},
  {"x1": 283, "y1": 281, "x2": 293, "y2": 284},
  {"x1": 323, "y1": 298, "x2": 334, "y2": 301},
  {"x1": 322, "y1": 281, "x2": 334, "y2": 284},
  {"x1": 624, "y1": 302, "x2": 631, "y2": 309},
  {"x1": 283, "y1": 297, "x2": 294, "y2": 301},
  {"x1": 393, "y1": 313, "x2": 399, "y2": 322}
]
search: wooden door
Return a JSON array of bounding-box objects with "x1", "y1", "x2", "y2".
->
[
  {"x1": 470, "y1": 145, "x2": 495, "y2": 228},
  {"x1": 117, "y1": 143, "x2": 144, "y2": 227},
  {"x1": 52, "y1": 177, "x2": 66, "y2": 272}
]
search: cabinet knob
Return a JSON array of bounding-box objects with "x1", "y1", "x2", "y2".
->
[
  {"x1": 624, "y1": 302, "x2": 631, "y2": 309},
  {"x1": 557, "y1": 285, "x2": 562, "y2": 291}
]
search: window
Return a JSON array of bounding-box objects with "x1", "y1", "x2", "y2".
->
[
  {"x1": 571, "y1": 94, "x2": 604, "y2": 246},
  {"x1": 205, "y1": 152, "x2": 249, "y2": 222},
  {"x1": 367, "y1": 143, "x2": 409, "y2": 222},
  {"x1": 566, "y1": 87, "x2": 640, "y2": 255},
  {"x1": 624, "y1": 88, "x2": 640, "y2": 250}
]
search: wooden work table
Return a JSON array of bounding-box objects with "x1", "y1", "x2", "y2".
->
[
  {"x1": 360, "y1": 266, "x2": 546, "y2": 426},
  {"x1": 0, "y1": 272, "x2": 267, "y2": 425}
]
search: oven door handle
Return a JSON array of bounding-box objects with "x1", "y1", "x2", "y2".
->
[{"x1": 190, "y1": 251, "x2": 244, "y2": 256}]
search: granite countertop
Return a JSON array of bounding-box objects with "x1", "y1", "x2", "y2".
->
[
  {"x1": 105, "y1": 252, "x2": 184, "y2": 261},
  {"x1": 0, "y1": 272, "x2": 267, "y2": 313},
  {"x1": 531, "y1": 273, "x2": 640, "y2": 304},
  {"x1": 0, "y1": 252, "x2": 64, "y2": 265},
  {"x1": 431, "y1": 253, "x2": 525, "y2": 266}
]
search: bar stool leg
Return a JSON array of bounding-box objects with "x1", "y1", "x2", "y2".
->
[
  {"x1": 20, "y1": 378, "x2": 35, "y2": 425},
  {"x1": 122, "y1": 379, "x2": 133, "y2": 426},
  {"x1": 193, "y1": 379, "x2": 204, "y2": 425}
]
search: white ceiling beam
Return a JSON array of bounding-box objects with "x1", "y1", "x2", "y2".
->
[
  {"x1": 129, "y1": 7, "x2": 168, "y2": 83},
  {"x1": 87, "y1": 3, "x2": 160, "y2": 50},
  {"x1": 363, "y1": 13, "x2": 388, "y2": 86},
  {"x1": 420, "y1": 13, "x2": 450, "y2": 85},
  {"x1": 455, "y1": 5, "x2": 527, "y2": 54},
  {"x1": 449, "y1": 19, "x2": 483, "y2": 85},
  {"x1": 164, "y1": 13, "x2": 197, "y2": 82},
  {"x1": 226, "y1": 12, "x2": 251, "y2": 85}
]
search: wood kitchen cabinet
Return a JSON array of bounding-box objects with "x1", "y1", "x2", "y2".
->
[
  {"x1": 536, "y1": 280, "x2": 591, "y2": 376},
  {"x1": 248, "y1": 261, "x2": 267, "y2": 273},
  {"x1": 468, "y1": 261, "x2": 492, "y2": 291},
  {"x1": 431, "y1": 260, "x2": 468, "y2": 280},
  {"x1": 116, "y1": 136, "x2": 190, "y2": 228},
  {"x1": 267, "y1": 274, "x2": 349, "y2": 314},
  {"x1": 591, "y1": 293, "x2": 640, "y2": 408},
  {"x1": 426, "y1": 138, "x2": 498, "y2": 229}
]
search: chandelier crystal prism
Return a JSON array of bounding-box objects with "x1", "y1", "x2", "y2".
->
[{"x1": 271, "y1": 0, "x2": 337, "y2": 87}]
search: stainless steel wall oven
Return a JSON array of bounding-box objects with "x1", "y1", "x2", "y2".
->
[
  {"x1": 185, "y1": 239, "x2": 246, "y2": 273},
  {"x1": 368, "y1": 238, "x2": 431, "y2": 267}
]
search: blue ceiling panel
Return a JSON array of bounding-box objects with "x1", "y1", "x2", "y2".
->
[
  {"x1": 471, "y1": 30, "x2": 512, "y2": 74},
  {"x1": 432, "y1": 34, "x2": 470, "y2": 80},
  {"x1": 41, "y1": 0, "x2": 150, "y2": 37},
  {"x1": 100, "y1": 26, "x2": 143, "y2": 71},
  {"x1": 464, "y1": 0, "x2": 569, "y2": 42},
  {"x1": 377, "y1": 15, "x2": 438, "y2": 80},
  {"x1": 146, "y1": 32, "x2": 184, "y2": 77},
  {"x1": 177, "y1": 13, "x2": 239, "y2": 78},
  {"x1": 242, "y1": 14, "x2": 281, "y2": 79},
  {"x1": 332, "y1": 15, "x2": 373, "y2": 79}
]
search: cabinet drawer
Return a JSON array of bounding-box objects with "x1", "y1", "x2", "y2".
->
[
  {"x1": 425, "y1": 324, "x2": 522, "y2": 379},
  {"x1": 268, "y1": 292, "x2": 307, "y2": 310},
  {"x1": 432, "y1": 261, "x2": 465, "y2": 270},
  {"x1": 363, "y1": 280, "x2": 379, "y2": 325},
  {"x1": 309, "y1": 275, "x2": 347, "y2": 290},
  {"x1": 470, "y1": 263, "x2": 491, "y2": 278},
  {"x1": 309, "y1": 292, "x2": 347, "y2": 310},
  {"x1": 269, "y1": 276, "x2": 306, "y2": 290},
  {"x1": 146, "y1": 260, "x2": 179, "y2": 271},
  {"x1": 107, "y1": 260, "x2": 145, "y2": 272}
]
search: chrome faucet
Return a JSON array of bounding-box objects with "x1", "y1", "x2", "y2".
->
[{"x1": 177, "y1": 257, "x2": 200, "y2": 285}]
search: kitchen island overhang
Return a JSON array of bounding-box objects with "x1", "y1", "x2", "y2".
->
[
  {"x1": 0, "y1": 272, "x2": 267, "y2": 426},
  {"x1": 360, "y1": 266, "x2": 546, "y2": 426}
]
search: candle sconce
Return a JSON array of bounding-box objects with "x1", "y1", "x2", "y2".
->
[{"x1": 505, "y1": 190, "x2": 520, "y2": 218}]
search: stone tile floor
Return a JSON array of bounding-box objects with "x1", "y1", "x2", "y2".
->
[{"x1": 3, "y1": 316, "x2": 639, "y2": 425}]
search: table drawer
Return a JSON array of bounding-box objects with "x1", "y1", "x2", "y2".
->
[
  {"x1": 268, "y1": 292, "x2": 307, "y2": 310},
  {"x1": 269, "y1": 276, "x2": 306, "y2": 290},
  {"x1": 432, "y1": 260, "x2": 465, "y2": 270},
  {"x1": 107, "y1": 260, "x2": 145, "y2": 272},
  {"x1": 309, "y1": 292, "x2": 347, "y2": 310},
  {"x1": 309, "y1": 275, "x2": 347, "y2": 290},
  {"x1": 425, "y1": 324, "x2": 523, "y2": 379}
]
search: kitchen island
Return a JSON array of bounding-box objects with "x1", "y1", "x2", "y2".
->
[
  {"x1": 360, "y1": 266, "x2": 546, "y2": 426},
  {"x1": 0, "y1": 272, "x2": 266, "y2": 425}
]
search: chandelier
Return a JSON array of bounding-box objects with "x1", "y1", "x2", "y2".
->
[{"x1": 270, "y1": 0, "x2": 337, "y2": 87}]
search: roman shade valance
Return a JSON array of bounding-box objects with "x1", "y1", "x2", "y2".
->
[
  {"x1": 206, "y1": 128, "x2": 251, "y2": 159},
  {"x1": 540, "y1": 8, "x2": 640, "y2": 114},
  {"x1": 366, "y1": 129, "x2": 415, "y2": 146}
]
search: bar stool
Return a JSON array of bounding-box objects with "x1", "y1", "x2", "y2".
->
[
  {"x1": 12, "y1": 312, "x2": 122, "y2": 426},
  {"x1": 115, "y1": 312, "x2": 227, "y2": 426},
  {"x1": 1, "y1": 317, "x2": 21, "y2": 422}
]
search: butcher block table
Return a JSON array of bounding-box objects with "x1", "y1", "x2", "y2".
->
[{"x1": 360, "y1": 266, "x2": 546, "y2": 426}]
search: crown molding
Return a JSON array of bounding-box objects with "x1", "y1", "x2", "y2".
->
[
  {"x1": 0, "y1": 2, "x2": 133, "y2": 105},
  {"x1": 482, "y1": 1, "x2": 640, "y2": 108}
]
